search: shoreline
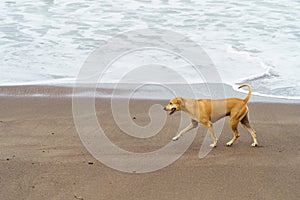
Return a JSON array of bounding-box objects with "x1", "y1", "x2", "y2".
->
[{"x1": 0, "y1": 84, "x2": 299, "y2": 103}]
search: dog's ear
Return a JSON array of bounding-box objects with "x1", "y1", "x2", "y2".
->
[{"x1": 177, "y1": 97, "x2": 184, "y2": 107}]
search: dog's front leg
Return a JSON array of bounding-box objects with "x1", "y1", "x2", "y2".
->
[
  {"x1": 204, "y1": 122, "x2": 217, "y2": 147},
  {"x1": 172, "y1": 120, "x2": 198, "y2": 141}
]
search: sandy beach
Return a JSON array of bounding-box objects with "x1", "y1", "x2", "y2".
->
[{"x1": 0, "y1": 86, "x2": 300, "y2": 200}]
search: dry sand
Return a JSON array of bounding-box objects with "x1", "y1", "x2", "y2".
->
[{"x1": 0, "y1": 93, "x2": 300, "y2": 200}]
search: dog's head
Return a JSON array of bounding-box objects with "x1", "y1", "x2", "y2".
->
[{"x1": 164, "y1": 97, "x2": 184, "y2": 115}]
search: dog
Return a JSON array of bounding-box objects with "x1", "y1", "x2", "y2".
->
[{"x1": 164, "y1": 84, "x2": 258, "y2": 147}]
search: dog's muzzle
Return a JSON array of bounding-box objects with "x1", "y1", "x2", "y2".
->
[{"x1": 164, "y1": 107, "x2": 176, "y2": 115}]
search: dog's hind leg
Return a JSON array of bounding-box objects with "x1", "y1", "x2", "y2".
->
[
  {"x1": 226, "y1": 118, "x2": 241, "y2": 146},
  {"x1": 241, "y1": 114, "x2": 258, "y2": 147},
  {"x1": 226, "y1": 106, "x2": 249, "y2": 147}
]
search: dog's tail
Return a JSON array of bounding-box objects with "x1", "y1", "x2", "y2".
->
[{"x1": 238, "y1": 84, "x2": 252, "y2": 103}]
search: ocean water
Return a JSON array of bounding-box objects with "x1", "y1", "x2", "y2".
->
[{"x1": 0, "y1": 0, "x2": 299, "y2": 100}]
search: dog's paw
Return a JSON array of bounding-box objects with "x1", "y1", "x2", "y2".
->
[
  {"x1": 210, "y1": 143, "x2": 217, "y2": 148},
  {"x1": 226, "y1": 142, "x2": 233, "y2": 147},
  {"x1": 251, "y1": 143, "x2": 258, "y2": 147},
  {"x1": 172, "y1": 136, "x2": 179, "y2": 141}
]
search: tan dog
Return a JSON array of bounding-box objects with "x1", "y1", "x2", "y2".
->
[{"x1": 164, "y1": 84, "x2": 258, "y2": 147}]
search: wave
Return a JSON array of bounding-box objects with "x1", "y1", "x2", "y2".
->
[
  {"x1": 225, "y1": 45, "x2": 300, "y2": 100},
  {"x1": 226, "y1": 45, "x2": 278, "y2": 83}
]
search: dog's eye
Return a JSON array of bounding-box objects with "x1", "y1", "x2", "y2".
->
[{"x1": 169, "y1": 102, "x2": 173, "y2": 105}]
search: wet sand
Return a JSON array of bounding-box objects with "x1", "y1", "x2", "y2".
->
[{"x1": 0, "y1": 89, "x2": 299, "y2": 200}]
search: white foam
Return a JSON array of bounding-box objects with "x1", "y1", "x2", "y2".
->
[
  {"x1": 226, "y1": 45, "x2": 300, "y2": 100},
  {"x1": 226, "y1": 45, "x2": 275, "y2": 83},
  {"x1": 229, "y1": 82, "x2": 300, "y2": 100},
  {"x1": 0, "y1": 78, "x2": 76, "y2": 87}
]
